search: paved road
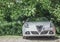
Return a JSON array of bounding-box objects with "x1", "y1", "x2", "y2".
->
[{"x1": 0, "y1": 36, "x2": 59, "y2": 42}]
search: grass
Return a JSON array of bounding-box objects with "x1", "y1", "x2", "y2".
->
[{"x1": 0, "y1": 35, "x2": 22, "y2": 38}]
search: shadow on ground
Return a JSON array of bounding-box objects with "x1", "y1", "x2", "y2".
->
[{"x1": 25, "y1": 36, "x2": 59, "y2": 40}]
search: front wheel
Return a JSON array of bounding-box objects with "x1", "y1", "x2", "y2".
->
[
  {"x1": 23, "y1": 36, "x2": 28, "y2": 39},
  {"x1": 49, "y1": 36, "x2": 55, "y2": 39}
]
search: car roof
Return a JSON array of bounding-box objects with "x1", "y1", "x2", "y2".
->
[{"x1": 26, "y1": 21, "x2": 50, "y2": 23}]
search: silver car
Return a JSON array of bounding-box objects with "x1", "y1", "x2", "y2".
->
[{"x1": 22, "y1": 18, "x2": 56, "y2": 38}]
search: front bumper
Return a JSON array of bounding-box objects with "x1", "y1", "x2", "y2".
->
[
  {"x1": 23, "y1": 34, "x2": 55, "y2": 37},
  {"x1": 23, "y1": 27, "x2": 56, "y2": 37},
  {"x1": 23, "y1": 31, "x2": 55, "y2": 36}
]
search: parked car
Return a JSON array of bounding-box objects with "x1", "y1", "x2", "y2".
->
[{"x1": 22, "y1": 18, "x2": 56, "y2": 38}]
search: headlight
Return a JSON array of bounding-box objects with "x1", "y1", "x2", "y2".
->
[{"x1": 24, "y1": 23, "x2": 29, "y2": 28}]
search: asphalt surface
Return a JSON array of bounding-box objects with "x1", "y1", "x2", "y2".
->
[{"x1": 0, "y1": 36, "x2": 59, "y2": 42}]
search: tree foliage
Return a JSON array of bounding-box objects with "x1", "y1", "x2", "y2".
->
[{"x1": 0, "y1": 0, "x2": 59, "y2": 35}]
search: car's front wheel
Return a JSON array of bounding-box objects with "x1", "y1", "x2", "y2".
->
[{"x1": 23, "y1": 36, "x2": 28, "y2": 39}]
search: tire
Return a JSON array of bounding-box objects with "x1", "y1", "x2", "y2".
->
[
  {"x1": 23, "y1": 36, "x2": 27, "y2": 39},
  {"x1": 50, "y1": 36, "x2": 55, "y2": 39}
]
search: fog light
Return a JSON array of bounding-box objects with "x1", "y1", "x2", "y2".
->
[
  {"x1": 25, "y1": 31, "x2": 30, "y2": 34},
  {"x1": 49, "y1": 31, "x2": 54, "y2": 34}
]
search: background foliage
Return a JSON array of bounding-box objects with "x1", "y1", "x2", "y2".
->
[{"x1": 0, "y1": 0, "x2": 60, "y2": 35}]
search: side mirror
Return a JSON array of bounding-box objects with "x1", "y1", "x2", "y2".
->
[
  {"x1": 22, "y1": 21, "x2": 25, "y2": 24},
  {"x1": 22, "y1": 18, "x2": 29, "y2": 24}
]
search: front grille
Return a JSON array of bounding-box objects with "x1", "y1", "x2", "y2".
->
[
  {"x1": 36, "y1": 25, "x2": 43, "y2": 32},
  {"x1": 31, "y1": 31, "x2": 39, "y2": 34},
  {"x1": 25, "y1": 31, "x2": 30, "y2": 34},
  {"x1": 41, "y1": 31, "x2": 48, "y2": 34}
]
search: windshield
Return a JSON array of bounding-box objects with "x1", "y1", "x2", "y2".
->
[{"x1": 26, "y1": 17, "x2": 49, "y2": 22}]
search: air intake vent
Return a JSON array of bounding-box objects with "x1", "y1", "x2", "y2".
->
[
  {"x1": 41, "y1": 31, "x2": 48, "y2": 34},
  {"x1": 31, "y1": 31, "x2": 39, "y2": 34}
]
